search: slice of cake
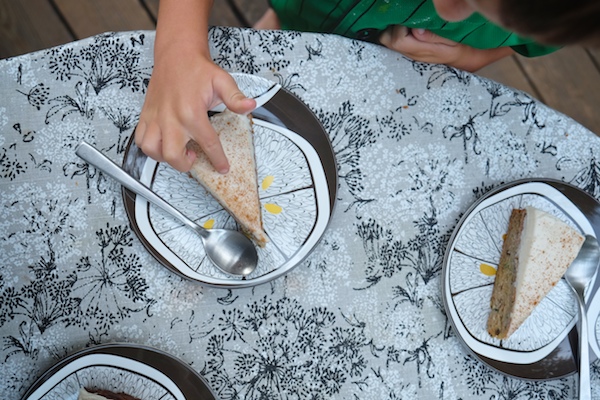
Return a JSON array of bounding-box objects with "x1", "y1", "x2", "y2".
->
[
  {"x1": 487, "y1": 206, "x2": 584, "y2": 339},
  {"x1": 78, "y1": 388, "x2": 140, "y2": 400},
  {"x1": 187, "y1": 110, "x2": 268, "y2": 247}
]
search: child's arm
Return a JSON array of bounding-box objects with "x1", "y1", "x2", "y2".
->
[
  {"x1": 135, "y1": 0, "x2": 256, "y2": 173},
  {"x1": 379, "y1": 26, "x2": 514, "y2": 72}
]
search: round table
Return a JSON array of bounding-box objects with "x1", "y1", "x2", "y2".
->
[{"x1": 0, "y1": 27, "x2": 599, "y2": 399}]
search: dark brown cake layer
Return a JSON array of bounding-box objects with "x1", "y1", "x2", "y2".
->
[{"x1": 486, "y1": 208, "x2": 526, "y2": 339}]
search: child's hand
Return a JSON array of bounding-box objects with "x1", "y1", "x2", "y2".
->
[
  {"x1": 135, "y1": 46, "x2": 256, "y2": 174},
  {"x1": 379, "y1": 26, "x2": 514, "y2": 72}
]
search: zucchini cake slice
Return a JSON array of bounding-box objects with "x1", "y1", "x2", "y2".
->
[
  {"x1": 487, "y1": 206, "x2": 584, "y2": 339},
  {"x1": 187, "y1": 110, "x2": 268, "y2": 247}
]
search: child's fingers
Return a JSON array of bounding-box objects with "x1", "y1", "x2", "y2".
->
[
  {"x1": 227, "y1": 91, "x2": 257, "y2": 116},
  {"x1": 135, "y1": 121, "x2": 166, "y2": 164},
  {"x1": 380, "y1": 26, "x2": 457, "y2": 50},
  {"x1": 380, "y1": 26, "x2": 438, "y2": 56},
  {"x1": 186, "y1": 116, "x2": 230, "y2": 174},
  {"x1": 411, "y1": 28, "x2": 458, "y2": 46},
  {"x1": 214, "y1": 73, "x2": 257, "y2": 115},
  {"x1": 379, "y1": 25, "x2": 410, "y2": 49}
]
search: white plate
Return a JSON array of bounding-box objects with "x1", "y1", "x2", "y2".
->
[
  {"x1": 23, "y1": 344, "x2": 216, "y2": 400},
  {"x1": 443, "y1": 179, "x2": 599, "y2": 379},
  {"x1": 122, "y1": 74, "x2": 337, "y2": 287}
]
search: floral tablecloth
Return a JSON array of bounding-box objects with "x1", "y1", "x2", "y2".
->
[{"x1": 1, "y1": 27, "x2": 599, "y2": 399}]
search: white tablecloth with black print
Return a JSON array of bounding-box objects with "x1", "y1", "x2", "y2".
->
[{"x1": 1, "y1": 28, "x2": 599, "y2": 399}]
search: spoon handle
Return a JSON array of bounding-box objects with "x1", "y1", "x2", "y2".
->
[
  {"x1": 76, "y1": 141, "x2": 204, "y2": 237},
  {"x1": 576, "y1": 296, "x2": 590, "y2": 400}
]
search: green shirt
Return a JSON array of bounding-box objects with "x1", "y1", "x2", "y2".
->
[{"x1": 269, "y1": 0, "x2": 558, "y2": 57}]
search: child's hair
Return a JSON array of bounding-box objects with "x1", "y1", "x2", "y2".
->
[{"x1": 499, "y1": 0, "x2": 600, "y2": 46}]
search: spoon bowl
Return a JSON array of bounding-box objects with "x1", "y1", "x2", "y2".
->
[
  {"x1": 564, "y1": 234, "x2": 599, "y2": 400},
  {"x1": 75, "y1": 141, "x2": 258, "y2": 277}
]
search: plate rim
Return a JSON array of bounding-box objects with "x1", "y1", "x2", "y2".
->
[{"x1": 442, "y1": 177, "x2": 600, "y2": 380}]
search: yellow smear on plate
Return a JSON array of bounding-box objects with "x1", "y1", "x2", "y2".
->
[
  {"x1": 203, "y1": 219, "x2": 215, "y2": 229},
  {"x1": 262, "y1": 175, "x2": 274, "y2": 190},
  {"x1": 480, "y1": 263, "x2": 496, "y2": 276},
  {"x1": 265, "y1": 203, "x2": 282, "y2": 214}
]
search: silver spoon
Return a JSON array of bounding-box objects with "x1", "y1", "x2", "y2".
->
[
  {"x1": 75, "y1": 141, "x2": 258, "y2": 276},
  {"x1": 564, "y1": 234, "x2": 599, "y2": 400}
]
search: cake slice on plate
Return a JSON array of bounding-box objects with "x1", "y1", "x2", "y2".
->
[
  {"x1": 78, "y1": 388, "x2": 140, "y2": 400},
  {"x1": 187, "y1": 110, "x2": 268, "y2": 247},
  {"x1": 487, "y1": 206, "x2": 584, "y2": 339}
]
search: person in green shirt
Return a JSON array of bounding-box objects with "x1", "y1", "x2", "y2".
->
[
  {"x1": 254, "y1": 0, "x2": 595, "y2": 71},
  {"x1": 135, "y1": 0, "x2": 600, "y2": 175},
  {"x1": 262, "y1": 0, "x2": 557, "y2": 54}
]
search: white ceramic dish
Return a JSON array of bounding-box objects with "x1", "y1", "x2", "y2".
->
[
  {"x1": 443, "y1": 179, "x2": 599, "y2": 379},
  {"x1": 122, "y1": 74, "x2": 337, "y2": 288},
  {"x1": 22, "y1": 344, "x2": 216, "y2": 400}
]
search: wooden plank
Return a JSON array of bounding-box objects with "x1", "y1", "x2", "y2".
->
[
  {"x1": 477, "y1": 55, "x2": 539, "y2": 97},
  {"x1": 231, "y1": 0, "x2": 269, "y2": 26},
  {"x1": 54, "y1": 0, "x2": 155, "y2": 40},
  {"x1": 210, "y1": 0, "x2": 241, "y2": 27},
  {"x1": 143, "y1": 0, "x2": 159, "y2": 21},
  {"x1": 515, "y1": 46, "x2": 600, "y2": 135},
  {"x1": 587, "y1": 47, "x2": 600, "y2": 69},
  {"x1": 0, "y1": 0, "x2": 73, "y2": 59},
  {"x1": 142, "y1": 0, "x2": 240, "y2": 28}
]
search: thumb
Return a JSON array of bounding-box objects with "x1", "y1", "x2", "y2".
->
[
  {"x1": 214, "y1": 75, "x2": 257, "y2": 115},
  {"x1": 226, "y1": 90, "x2": 257, "y2": 115}
]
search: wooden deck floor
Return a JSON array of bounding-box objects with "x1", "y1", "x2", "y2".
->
[{"x1": 2, "y1": 0, "x2": 599, "y2": 135}]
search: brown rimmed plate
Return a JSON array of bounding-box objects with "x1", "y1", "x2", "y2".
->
[
  {"x1": 122, "y1": 74, "x2": 337, "y2": 288},
  {"x1": 22, "y1": 343, "x2": 216, "y2": 400},
  {"x1": 442, "y1": 178, "x2": 600, "y2": 379}
]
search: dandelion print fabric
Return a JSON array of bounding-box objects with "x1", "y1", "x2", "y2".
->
[{"x1": 1, "y1": 28, "x2": 600, "y2": 399}]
